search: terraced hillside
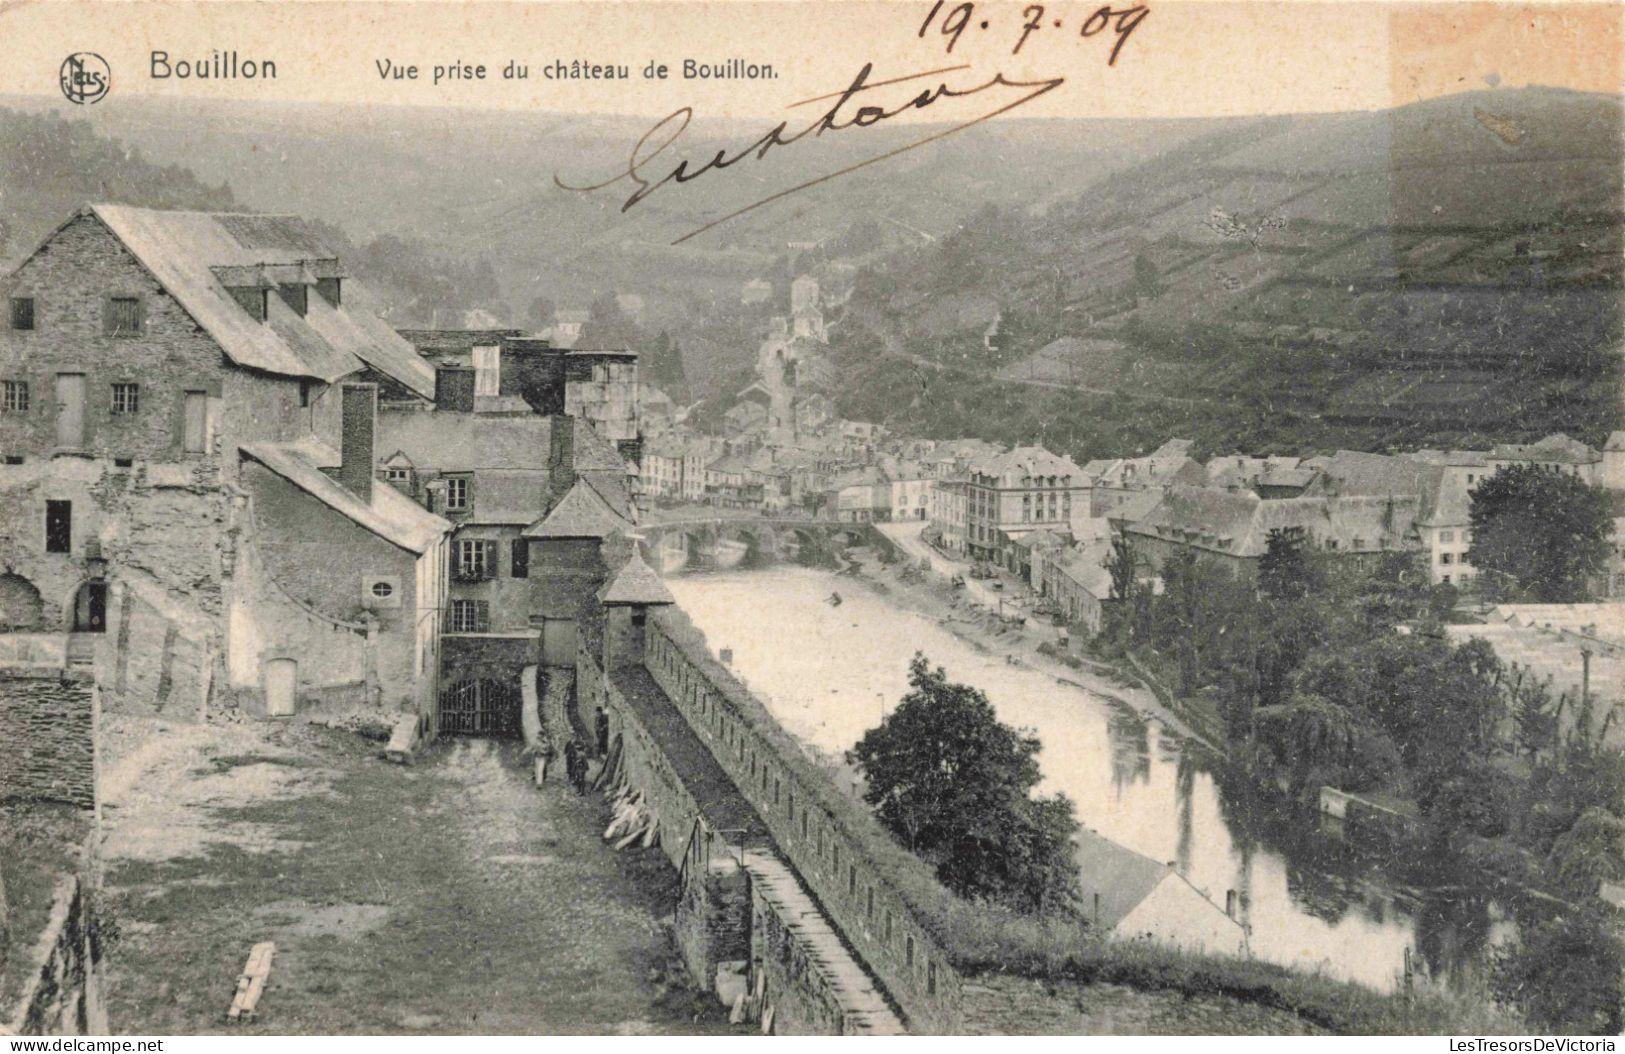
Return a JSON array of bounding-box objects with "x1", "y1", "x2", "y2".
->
[{"x1": 831, "y1": 86, "x2": 1623, "y2": 456}]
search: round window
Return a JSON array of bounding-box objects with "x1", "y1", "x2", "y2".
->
[{"x1": 370, "y1": 580, "x2": 395, "y2": 599}]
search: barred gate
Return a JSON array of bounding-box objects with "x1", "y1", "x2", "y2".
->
[{"x1": 439, "y1": 678, "x2": 521, "y2": 737}]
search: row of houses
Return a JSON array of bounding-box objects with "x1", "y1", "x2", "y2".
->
[{"x1": 0, "y1": 203, "x2": 648, "y2": 742}]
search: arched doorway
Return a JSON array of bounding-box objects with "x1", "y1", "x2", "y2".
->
[
  {"x1": 439, "y1": 678, "x2": 521, "y2": 737},
  {"x1": 71, "y1": 580, "x2": 107, "y2": 633},
  {"x1": 0, "y1": 573, "x2": 45, "y2": 631}
]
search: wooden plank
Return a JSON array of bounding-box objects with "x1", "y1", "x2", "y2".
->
[{"x1": 226, "y1": 942, "x2": 276, "y2": 1023}]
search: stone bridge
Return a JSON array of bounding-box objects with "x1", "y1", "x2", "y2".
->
[{"x1": 632, "y1": 518, "x2": 895, "y2": 574}]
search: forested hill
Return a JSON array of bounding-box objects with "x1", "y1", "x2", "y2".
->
[
  {"x1": 826, "y1": 86, "x2": 1624, "y2": 458},
  {"x1": 0, "y1": 107, "x2": 508, "y2": 324},
  {"x1": 0, "y1": 108, "x2": 237, "y2": 260}
]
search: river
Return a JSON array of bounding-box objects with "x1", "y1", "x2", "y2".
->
[{"x1": 665, "y1": 565, "x2": 1510, "y2": 993}]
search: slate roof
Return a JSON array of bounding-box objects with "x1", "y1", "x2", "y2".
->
[
  {"x1": 377, "y1": 412, "x2": 553, "y2": 470},
  {"x1": 522, "y1": 479, "x2": 633, "y2": 539},
  {"x1": 1128, "y1": 484, "x2": 1418, "y2": 556},
  {"x1": 1303, "y1": 450, "x2": 1435, "y2": 498},
  {"x1": 240, "y1": 440, "x2": 450, "y2": 554},
  {"x1": 1491, "y1": 433, "x2": 1600, "y2": 465},
  {"x1": 1074, "y1": 827, "x2": 1174, "y2": 929},
  {"x1": 91, "y1": 205, "x2": 435, "y2": 398},
  {"x1": 971, "y1": 445, "x2": 1087, "y2": 484},
  {"x1": 601, "y1": 550, "x2": 675, "y2": 606}
]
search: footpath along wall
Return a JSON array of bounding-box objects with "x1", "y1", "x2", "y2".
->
[{"x1": 641, "y1": 607, "x2": 967, "y2": 1032}]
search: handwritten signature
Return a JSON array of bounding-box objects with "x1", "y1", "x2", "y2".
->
[{"x1": 554, "y1": 62, "x2": 1066, "y2": 244}]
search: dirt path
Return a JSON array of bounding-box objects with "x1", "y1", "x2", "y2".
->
[{"x1": 99, "y1": 719, "x2": 735, "y2": 1035}]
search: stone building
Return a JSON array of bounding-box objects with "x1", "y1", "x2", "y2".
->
[
  {"x1": 965, "y1": 446, "x2": 1089, "y2": 568},
  {"x1": 0, "y1": 204, "x2": 437, "y2": 718}
]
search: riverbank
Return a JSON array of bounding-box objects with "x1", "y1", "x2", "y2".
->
[{"x1": 852, "y1": 526, "x2": 1218, "y2": 751}]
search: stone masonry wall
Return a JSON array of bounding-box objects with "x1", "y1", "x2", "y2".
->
[
  {"x1": 0, "y1": 668, "x2": 95, "y2": 809},
  {"x1": 644, "y1": 613, "x2": 963, "y2": 1033},
  {"x1": 6, "y1": 872, "x2": 107, "y2": 1036}
]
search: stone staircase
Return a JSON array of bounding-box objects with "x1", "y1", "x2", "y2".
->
[{"x1": 65, "y1": 633, "x2": 98, "y2": 670}]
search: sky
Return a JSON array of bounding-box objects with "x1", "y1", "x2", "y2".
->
[{"x1": 0, "y1": 0, "x2": 1618, "y2": 123}]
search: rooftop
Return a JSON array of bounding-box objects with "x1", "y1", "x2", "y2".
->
[
  {"x1": 89, "y1": 205, "x2": 434, "y2": 399},
  {"x1": 241, "y1": 440, "x2": 451, "y2": 554}
]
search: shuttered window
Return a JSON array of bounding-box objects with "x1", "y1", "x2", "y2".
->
[
  {"x1": 455, "y1": 539, "x2": 497, "y2": 580},
  {"x1": 105, "y1": 296, "x2": 143, "y2": 336},
  {"x1": 510, "y1": 538, "x2": 529, "y2": 578}
]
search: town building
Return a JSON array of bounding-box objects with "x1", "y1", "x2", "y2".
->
[
  {"x1": 1075, "y1": 828, "x2": 1248, "y2": 956},
  {"x1": 927, "y1": 476, "x2": 968, "y2": 554},
  {"x1": 0, "y1": 204, "x2": 445, "y2": 722},
  {"x1": 965, "y1": 446, "x2": 1089, "y2": 567}
]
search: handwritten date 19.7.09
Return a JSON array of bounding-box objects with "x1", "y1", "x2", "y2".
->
[{"x1": 919, "y1": 1, "x2": 1149, "y2": 64}]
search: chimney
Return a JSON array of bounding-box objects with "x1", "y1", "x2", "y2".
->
[
  {"x1": 340, "y1": 383, "x2": 376, "y2": 504},
  {"x1": 549, "y1": 415, "x2": 576, "y2": 503},
  {"x1": 435, "y1": 366, "x2": 475, "y2": 412}
]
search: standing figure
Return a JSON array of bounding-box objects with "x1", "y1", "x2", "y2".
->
[
  {"x1": 565, "y1": 737, "x2": 585, "y2": 795},
  {"x1": 535, "y1": 739, "x2": 557, "y2": 785},
  {"x1": 594, "y1": 706, "x2": 610, "y2": 756}
]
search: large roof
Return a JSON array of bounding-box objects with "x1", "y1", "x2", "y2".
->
[
  {"x1": 90, "y1": 205, "x2": 434, "y2": 398},
  {"x1": 522, "y1": 479, "x2": 633, "y2": 539},
  {"x1": 1491, "y1": 432, "x2": 1601, "y2": 465},
  {"x1": 377, "y1": 412, "x2": 554, "y2": 470},
  {"x1": 240, "y1": 440, "x2": 450, "y2": 554},
  {"x1": 971, "y1": 445, "x2": 1087, "y2": 483},
  {"x1": 1128, "y1": 484, "x2": 1419, "y2": 556},
  {"x1": 1074, "y1": 828, "x2": 1174, "y2": 929}
]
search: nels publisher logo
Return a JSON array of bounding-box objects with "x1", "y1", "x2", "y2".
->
[{"x1": 60, "y1": 52, "x2": 111, "y2": 105}]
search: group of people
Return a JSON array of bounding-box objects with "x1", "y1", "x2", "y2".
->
[{"x1": 535, "y1": 706, "x2": 613, "y2": 797}]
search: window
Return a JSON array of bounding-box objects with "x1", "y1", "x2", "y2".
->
[
  {"x1": 449, "y1": 599, "x2": 489, "y2": 633},
  {"x1": 299, "y1": 380, "x2": 314, "y2": 408},
  {"x1": 866, "y1": 886, "x2": 874, "y2": 920},
  {"x1": 105, "y1": 296, "x2": 142, "y2": 336},
  {"x1": 385, "y1": 467, "x2": 411, "y2": 484},
  {"x1": 885, "y1": 911, "x2": 893, "y2": 942},
  {"x1": 848, "y1": 865, "x2": 857, "y2": 896},
  {"x1": 2, "y1": 380, "x2": 27, "y2": 412},
  {"x1": 456, "y1": 539, "x2": 495, "y2": 580},
  {"x1": 370, "y1": 580, "x2": 395, "y2": 599},
  {"x1": 510, "y1": 538, "x2": 529, "y2": 578},
  {"x1": 927, "y1": 961, "x2": 937, "y2": 995},
  {"x1": 631, "y1": 608, "x2": 646, "y2": 627},
  {"x1": 111, "y1": 383, "x2": 139, "y2": 415},
  {"x1": 1325, "y1": 538, "x2": 1339, "y2": 551},
  {"x1": 45, "y1": 500, "x2": 71, "y2": 553},
  {"x1": 1441, "y1": 552, "x2": 1454, "y2": 565},
  {"x1": 3, "y1": 455, "x2": 22, "y2": 465},
  {"x1": 1440, "y1": 530, "x2": 1454, "y2": 544},
  {"x1": 445, "y1": 476, "x2": 470, "y2": 511},
  {"x1": 10, "y1": 297, "x2": 34, "y2": 331},
  {"x1": 906, "y1": 935, "x2": 915, "y2": 967},
  {"x1": 1352, "y1": 537, "x2": 1366, "y2": 550},
  {"x1": 1441, "y1": 574, "x2": 1451, "y2": 585}
]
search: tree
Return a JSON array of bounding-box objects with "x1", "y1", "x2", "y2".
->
[
  {"x1": 1258, "y1": 526, "x2": 1316, "y2": 600},
  {"x1": 848, "y1": 654, "x2": 1081, "y2": 916},
  {"x1": 1467, "y1": 465, "x2": 1614, "y2": 603},
  {"x1": 1491, "y1": 906, "x2": 1623, "y2": 1034}
]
